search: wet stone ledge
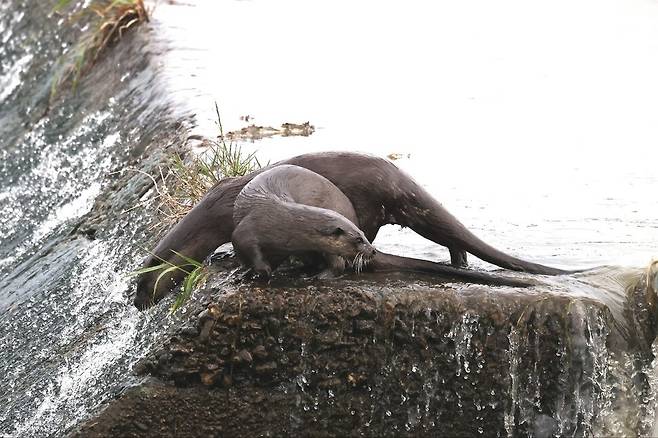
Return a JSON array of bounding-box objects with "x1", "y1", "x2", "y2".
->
[{"x1": 72, "y1": 266, "x2": 654, "y2": 437}]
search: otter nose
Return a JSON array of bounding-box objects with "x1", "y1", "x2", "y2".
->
[
  {"x1": 133, "y1": 296, "x2": 150, "y2": 311},
  {"x1": 370, "y1": 248, "x2": 377, "y2": 256}
]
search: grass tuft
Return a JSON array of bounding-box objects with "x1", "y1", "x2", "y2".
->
[
  {"x1": 150, "y1": 103, "x2": 264, "y2": 229},
  {"x1": 50, "y1": 0, "x2": 149, "y2": 102},
  {"x1": 129, "y1": 250, "x2": 207, "y2": 314}
]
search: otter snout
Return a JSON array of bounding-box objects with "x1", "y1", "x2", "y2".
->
[
  {"x1": 134, "y1": 262, "x2": 185, "y2": 310},
  {"x1": 134, "y1": 276, "x2": 155, "y2": 310},
  {"x1": 360, "y1": 244, "x2": 376, "y2": 259},
  {"x1": 133, "y1": 295, "x2": 152, "y2": 311},
  {"x1": 134, "y1": 274, "x2": 168, "y2": 311}
]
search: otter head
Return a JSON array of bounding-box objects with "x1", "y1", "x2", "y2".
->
[
  {"x1": 134, "y1": 255, "x2": 186, "y2": 310},
  {"x1": 316, "y1": 213, "x2": 377, "y2": 271}
]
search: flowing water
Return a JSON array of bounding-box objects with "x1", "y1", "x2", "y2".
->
[
  {"x1": 0, "y1": 1, "x2": 188, "y2": 436},
  {"x1": 0, "y1": 0, "x2": 656, "y2": 436},
  {"x1": 158, "y1": 0, "x2": 657, "y2": 270}
]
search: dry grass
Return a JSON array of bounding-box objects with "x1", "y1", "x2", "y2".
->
[
  {"x1": 152, "y1": 105, "x2": 263, "y2": 229},
  {"x1": 50, "y1": 0, "x2": 149, "y2": 101},
  {"x1": 129, "y1": 104, "x2": 264, "y2": 234}
]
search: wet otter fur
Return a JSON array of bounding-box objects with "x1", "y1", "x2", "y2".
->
[
  {"x1": 232, "y1": 165, "x2": 376, "y2": 277},
  {"x1": 135, "y1": 151, "x2": 562, "y2": 309}
]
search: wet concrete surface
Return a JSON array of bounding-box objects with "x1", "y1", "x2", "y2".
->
[{"x1": 72, "y1": 257, "x2": 657, "y2": 437}]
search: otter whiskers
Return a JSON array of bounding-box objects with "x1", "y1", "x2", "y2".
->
[{"x1": 352, "y1": 251, "x2": 372, "y2": 274}]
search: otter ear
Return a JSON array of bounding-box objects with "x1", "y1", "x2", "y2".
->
[{"x1": 331, "y1": 227, "x2": 345, "y2": 236}]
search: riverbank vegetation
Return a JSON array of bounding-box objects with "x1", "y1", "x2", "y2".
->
[
  {"x1": 155, "y1": 104, "x2": 263, "y2": 227},
  {"x1": 50, "y1": 0, "x2": 149, "y2": 102}
]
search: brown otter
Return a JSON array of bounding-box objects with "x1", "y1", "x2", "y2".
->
[
  {"x1": 135, "y1": 151, "x2": 563, "y2": 309},
  {"x1": 232, "y1": 165, "x2": 376, "y2": 277}
]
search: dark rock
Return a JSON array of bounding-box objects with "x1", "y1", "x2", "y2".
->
[
  {"x1": 224, "y1": 314, "x2": 241, "y2": 326},
  {"x1": 132, "y1": 359, "x2": 153, "y2": 375},
  {"x1": 353, "y1": 319, "x2": 375, "y2": 334},
  {"x1": 180, "y1": 326, "x2": 199, "y2": 337},
  {"x1": 198, "y1": 305, "x2": 221, "y2": 343},
  {"x1": 200, "y1": 369, "x2": 222, "y2": 386},
  {"x1": 157, "y1": 353, "x2": 172, "y2": 367},
  {"x1": 392, "y1": 330, "x2": 408, "y2": 343},
  {"x1": 317, "y1": 377, "x2": 342, "y2": 389},
  {"x1": 346, "y1": 372, "x2": 367, "y2": 387},
  {"x1": 251, "y1": 345, "x2": 268, "y2": 360},
  {"x1": 170, "y1": 365, "x2": 198, "y2": 377},
  {"x1": 134, "y1": 421, "x2": 149, "y2": 432},
  {"x1": 318, "y1": 329, "x2": 340, "y2": 345},
  {"x1": 169, "y1": 345, "x2": 192, "y2": 356},
  {"x1": 254, "y1": 362, "x2": 278, "y2": 375},
  {"x1": 232, "y1": 349, "x2": 253, "y2": 365},
  {"x1": 205, "y1": 363, "x2": 221, "y2": 372}
]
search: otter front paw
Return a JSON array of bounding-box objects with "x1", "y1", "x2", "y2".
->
[{"x1": 253, "y1": 264, "x2": 272, "y2": 280}]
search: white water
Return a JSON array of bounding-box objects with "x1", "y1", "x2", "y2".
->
[
  {"x1": 155, "y1": 0, "x2": 657, "y2": 271},
  {"x1": 0, "y1": 3, "x2": 185, "y2": 435}
]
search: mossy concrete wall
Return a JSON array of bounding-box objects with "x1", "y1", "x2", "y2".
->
[{"x1": 72, "y1": 265, "x2": 657, "y2": 437}]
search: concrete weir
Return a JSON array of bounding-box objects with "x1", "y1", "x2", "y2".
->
[{"x1": 73, "y1": 260, "x2": 658, "y2": 437}]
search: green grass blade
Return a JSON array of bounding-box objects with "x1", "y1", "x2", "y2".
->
[
  {"x1": 127, "y1": 262, "x2": 170, "y2": 277},
  {"x1": 153, "y1": 264, "x2": 196, "y2": 297},
  {"x1": 52, "y1": 0, "x2": 72, "y2": 13},
  {"x1": 170, "y1": 266, "x2": 206, "y2": 313},
  {"x1": 170, "y1": 250, "x2": 203, "y2": 267}
]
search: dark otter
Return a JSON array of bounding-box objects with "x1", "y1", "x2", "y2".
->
[
  {"x1": 135, "y1": 151, "x2": 563, "y2": 309},
  {"x1": 232, "y1": 165, "x2": 535, "y2": 287},
  {"x1": 232, "y1": 165, "x2": 376, "y2": 277}
]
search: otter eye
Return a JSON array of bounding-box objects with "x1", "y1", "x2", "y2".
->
[
  {"x1": 332, "y1": 227, "x2": 345, "y2": 236},
  {"x1": 355, "y1": 237, "x2": 364, "y2": 244}
]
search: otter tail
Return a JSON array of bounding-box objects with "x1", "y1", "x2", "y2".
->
[
  {"x1": 368, "y1": 252, "x2": 535, "y2": 288},
  {"x1": 392, "y1": 177, "x2": 572, "y2": 276}
]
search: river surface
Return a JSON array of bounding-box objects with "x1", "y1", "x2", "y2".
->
[
  {"x1": 0, "y1": 0, "x2": 656, "y2": 437},
  {"x1": 157, "y1": 0, "x2": 657, "y2": 270}
]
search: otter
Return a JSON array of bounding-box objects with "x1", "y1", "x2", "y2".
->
[
  {"x1": 231, "y1": 165, "x2": 536, "y2": 286},
  {"x1": 135, "y1": 152, "x2": 564, "y2": 309},
  {"x1": 232, "y1": 165, "x2": 376, "y2": 277}
]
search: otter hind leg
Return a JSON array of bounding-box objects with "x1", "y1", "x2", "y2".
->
[
  {"x1": 307, "y1": 254, "x2": 346, "y2": 279},
  {"x1": 299, "y1": 255, "x2": 345, "y2": 280},
  {"x1": 238, "y1": 243, "x2": 272, "y2": 278},
  {"x1": 449, "y1": 247, "x2": 468, "y2": 268},
  {"x1": 249, "y1": 249, "x2": 273, "y2": 278}
]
